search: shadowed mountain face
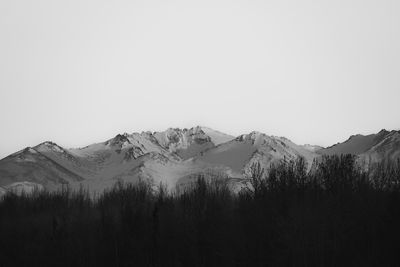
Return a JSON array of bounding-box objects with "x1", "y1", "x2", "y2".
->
[
  {"x1": 318, "y1": 130, "x2": 389, "y2": 155},
  {"x1": 0, "y1": 147, "x2": 84, "y2": 190},
  {"x1": 0, "y1": 127, "x2": 399, "y2": 193},
  {"x1": 318, "y1": 129, "x2": 400, "y2": 166}
]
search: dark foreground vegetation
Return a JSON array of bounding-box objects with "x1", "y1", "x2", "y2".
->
[{"x1": 1, "y1": 155, "x2": 400, "y2": 266}]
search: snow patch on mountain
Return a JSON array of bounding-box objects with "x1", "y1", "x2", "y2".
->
[
  {"x1": 200, "y1": 126, "x2": 235, "y2": 145},
  {"x1": 302, "y1": 144, "x2": 323, "y2": 152},
  {"x1": 197, "y1": 131, "x2": 318, "y2": 179}
]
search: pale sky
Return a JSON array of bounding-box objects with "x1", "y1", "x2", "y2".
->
[{"x1": 1, "y1": 0, "x2": 399, "y2": 159}]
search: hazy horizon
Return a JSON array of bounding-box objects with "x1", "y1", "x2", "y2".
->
[{"x1": 1, "y1": 0, "x2": 400, "y2": 159}]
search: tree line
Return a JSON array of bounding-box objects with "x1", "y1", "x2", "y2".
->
[{"x1": 0, "y1": 154, "x2": 400, "y2": 266}]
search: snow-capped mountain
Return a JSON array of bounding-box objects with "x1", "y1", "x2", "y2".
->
[
  {"x1": 359, "y1": 130, "x2": 400, "y2": 165},
  {"x1": 318, "y1": 130, "x2": 390, "y2": 156},
  {"x1": 1, "y1": 127, "x2": 399, "y2": 194},
  {"x1": 153, "y1": 126, "x2": 215, "y2": 159},
  {"x1": 0, "y1": 146, "x2": 85, "y2": 190},
  {"x1": 199, "y1": 127, "x2": 235, "y2": 145},
  {"x1": 196, "y1": 131, "x2": 317, "y2": 178},
  {"x1": 318, "y1": 129, "x2": 400, "y2": 166}
]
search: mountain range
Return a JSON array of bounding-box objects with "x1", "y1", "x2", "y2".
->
[{"x1": 1, "y1": 126, "x2": 399, "y2": 195}]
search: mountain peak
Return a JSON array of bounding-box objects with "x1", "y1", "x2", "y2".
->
[
  {"x1": 154, "y1": 126, "x2": 211, "y2": 150},
  {"x1": 106, "y1": 133, "x2": 132, "y2": 147},
  {"x1": 34, "y1": 141, "x2": 65, "y2": 153},
  {"x1": 37, "y1": 141, "x2": 57, "y2": 147},
  {"x1": 378, "y1": 129, "x2": 389, "y2": 135},
  {"x1": 236, "y1": 131, "x2": 265, "y2": 141}
]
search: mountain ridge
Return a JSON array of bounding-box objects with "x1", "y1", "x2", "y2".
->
[{"x1": 1, "y1": 127, "x2": 399, "y2": 194}]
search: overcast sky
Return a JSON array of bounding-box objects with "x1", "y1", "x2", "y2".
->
[{"x1": 0, "y1": 0, "x2": 399, "y2": 159}]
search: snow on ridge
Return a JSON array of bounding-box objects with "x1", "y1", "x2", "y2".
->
[
  {"x1": 35, "y1": 141, "x2": 66, "y2": 153},
  {"x1": 0, "y1": 126, "x2": 323, "y2": 194},
  {"x1": 200, "y1": 126, "x2": 235, "y2": 145},
  {"x1": 153, "y1": 126, "x2": 212, "y2": 154},
  {"x1": 302, "y1": 144, "x2": 323, "y2": 152},
  {"x1": 62, "y1": 126, "x2": 233, "y2": 155}
]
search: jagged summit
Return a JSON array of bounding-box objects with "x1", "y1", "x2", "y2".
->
[
  {"x1": 106, "y1": 133, "x2": 132, "y2": 148},
  {"x1": 236, "y1": 131, "x2": 264, "y2": 140},
  {"x1": 378, "y1": 129, "x2": 389, "y2": 134},
  {"x1": 152, "y1": 126, "x2": 214, "y2": 159}
]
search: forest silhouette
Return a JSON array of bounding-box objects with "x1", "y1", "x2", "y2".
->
[{"x1": 1, "y1": 155, "x2": 400, "y2": 266}]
